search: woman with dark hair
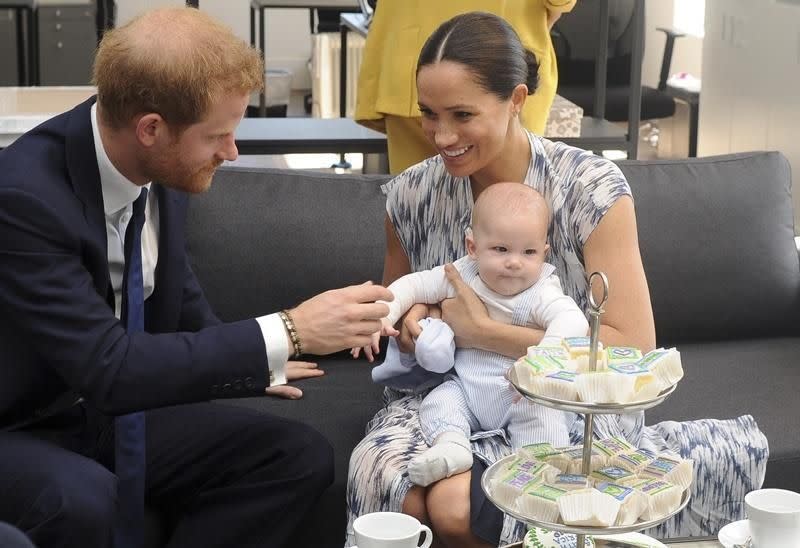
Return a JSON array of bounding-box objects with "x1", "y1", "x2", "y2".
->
[
  {"x1": 354, "y1": 2, "x2": 575, "y2": 174},
  {"x1": 345, "y1": 11, "x2": 768, "y2": 548}
]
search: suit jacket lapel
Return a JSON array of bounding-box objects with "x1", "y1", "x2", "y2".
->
[
  {"x1": 63, "y1": 97, "x2": 114, "y2": 309},
  {"x1": 145, "y1": 185, "x2": 184, "y2": 332}
]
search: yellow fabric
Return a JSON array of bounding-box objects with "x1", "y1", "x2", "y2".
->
[
  {"x1": 385, "y1": 115, "x2": 437, "y2": 174},
  {"x1": 355, "y1": 0, "x2": 577, "y2": 152}
]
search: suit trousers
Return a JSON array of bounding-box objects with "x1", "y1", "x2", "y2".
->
[{"x1": 0, "y1": 400, "x2": 334, "y2": 548}]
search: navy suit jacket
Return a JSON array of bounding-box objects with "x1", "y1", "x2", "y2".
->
[{"x1": 0, "y1": 98, "x2": 270, "y2": 429}]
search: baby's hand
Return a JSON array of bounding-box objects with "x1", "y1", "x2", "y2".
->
[
  {"x1": 350, "y1": 319, "x2": 398, "y2": 362},
  {"x1": 380, "y1": 317, "x2": 400, "y2": 338}
]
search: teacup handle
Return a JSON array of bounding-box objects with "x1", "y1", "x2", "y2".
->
[{"x1": 417, "y1": 524, "x2": 433, "y2": 548}]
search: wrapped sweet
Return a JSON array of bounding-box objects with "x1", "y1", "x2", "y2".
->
[
  {"x1": 560, "y1": 446, "x2": 605, "y2": 474},
  {"x1": 592, "y1": 437, "x2": 636, "y2": 466},
  {"x1": 516, "y1": 483, "x2": 567, "y2": 522},
  {"x1": 640, "y1": 455, "x2": 694, "y2": 490},
  {"x1": 530, "y1": 370, "x2": 578, "y2": 401},
  {"x1": 595, "y1": 482, "x2": 647, "y2": 526},
  {"x1": 552, "y1": 473, "x2": 591, "y2": 491},
  {"x1": 504, "y1": 456, "x2": 561, "y2": 482},
  {"x1": 491, "y1": 468, "x2": 543, "y2": 508},
  {"x1": 575, "y1": 371, "x2": 628, "y2": 403},
  {"x1": 527, "y1": 344, "x2": 570, "y2": 362},
  {"x1": 610, "y1": 449, "x2": 657, "y2": 474},
  {"x1": 519, "y1": 442, "x2": 558, "y2": 460},
  {"x1": 513, "y1": 354, "x2": 565, "y2": 389},
  {"x1": 589, "y1": 466, "x2": 638, "y2": 487},
  {"x1": 605, "y1": 346, "x2": 643, "y2": 366},
  {"x1": 519, "y1": 443, "x2": 568, "y2": 469},
  {"x1": 634, "y1": 479, "x2": 684, "y2": 521},
  {"x1": 607, "y1": 362, "x2": 662, "y2": 402},
  {"x1": 523, "y1": 528, "x2": 595, "y2": 548},
  {"x1": 557, "y1": 488, "x2": 620, "y2": 526},
  {"x1": 563, "y1": 337, "x2": 607, "y2": 372},
  {"x1": 638, "y1": 348, "x2": 684, "y2": 387}
]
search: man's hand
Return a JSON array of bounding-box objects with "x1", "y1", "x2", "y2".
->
[
  {"x1": 289, "y1": 281, "x2": 393, "y2": 355},
  {"x1": 441, "y1": 263, "x2": 489, "y2": 349},
  {"x1": 265, "y1": 360, "x2": 324, "y2": 399}
]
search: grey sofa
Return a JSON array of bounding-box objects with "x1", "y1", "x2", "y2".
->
[{"x1": 176, "y1": 151, "x2": 799, "y2": 547}]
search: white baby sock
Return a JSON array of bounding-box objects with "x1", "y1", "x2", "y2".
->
[{"x1": 407, "y1": 432, "x2": 473, "y2": 487}]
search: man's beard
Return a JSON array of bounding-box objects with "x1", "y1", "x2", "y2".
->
[{"x1": 145, "y1": 148, "x2": 223, "y2": 194}]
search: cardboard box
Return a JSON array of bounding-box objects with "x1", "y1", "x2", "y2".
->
[{"x1": 545, "y1": 94, "x2": 583, "y2": 138}]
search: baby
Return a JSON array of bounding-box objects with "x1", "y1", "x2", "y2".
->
[{"x1": 356, "y1": 183, "x2": 589, "y2": 486}]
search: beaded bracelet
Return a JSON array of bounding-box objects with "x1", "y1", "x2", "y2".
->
[{"x1": 278, "y1": 309, "x2": 303, "y2": 358}]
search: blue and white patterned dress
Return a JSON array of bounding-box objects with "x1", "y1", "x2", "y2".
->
[{"x1": 345, "y1": 132, "x2": 769, "y2": 546}]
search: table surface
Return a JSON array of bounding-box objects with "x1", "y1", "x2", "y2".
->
[
  {"x1": 234, "y1": 117, "x2": 387, "y2": 154},
  {"x1": 502, "y1": 538, "x2": 722, "y2": 547},
  {"x1": 250, "y1": 0, "x2": 358, "y2": 8}
]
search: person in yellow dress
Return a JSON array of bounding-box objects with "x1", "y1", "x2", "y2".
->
[{"x1": 355, "y1": 1, "x2": 576, "y2": 173}]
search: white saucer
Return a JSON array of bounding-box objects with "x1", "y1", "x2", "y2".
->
[{"x1": 718, "y1": 519, "x2": 750, "y2": 548}]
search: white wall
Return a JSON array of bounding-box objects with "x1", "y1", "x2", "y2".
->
[
  {"x1": 642, "y1": 0, "x2": 703, "y2": 88},
  {"x1": 115, "y1": 0, "x2": 312, "y2": 89},
  {"x1": 699, "y1": 0, "x2": 800, "y2": 230}
]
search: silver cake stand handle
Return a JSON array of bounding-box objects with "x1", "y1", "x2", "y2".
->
[{"x1": 578, "y1": 272, "x2": 609, "y2": 548}]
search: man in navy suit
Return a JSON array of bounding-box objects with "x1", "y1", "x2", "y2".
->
[{"x1": 0, "y1": 7, "x2": 392, "y2": 548}]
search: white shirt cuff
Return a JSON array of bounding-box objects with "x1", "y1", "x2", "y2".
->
[{"x1": 256, "y1": 313, "x2": 290, "y2": 386}]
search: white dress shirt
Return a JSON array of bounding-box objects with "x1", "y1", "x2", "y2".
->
[{"x1": 90, "y1": 104, "x2": 287, "y2": 386}]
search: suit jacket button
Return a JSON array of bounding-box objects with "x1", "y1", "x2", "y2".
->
[
  {"x1": 222, "y1": 383, "x2": 232, "y2": 393},
  {"x1": 211, "y1": 384, "x2": 219, "y2": 395},
  {"x1": 244, "y1": 377, "x2": 255, "y2": 390},
  {"x1": 233, "y1": 379, "x2": 243, "y2": 391}
]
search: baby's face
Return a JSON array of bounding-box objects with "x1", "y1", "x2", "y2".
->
[{"x1": 467, "y1": 213, "x2": 549, "y2": 296}]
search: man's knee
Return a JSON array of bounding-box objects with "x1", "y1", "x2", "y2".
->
[
  {"x1": 294, "y1": 423, "x2": 334, "y2": 490},
  {"x1": 24, "y1": 465, "x2": 117, "y2": 546},
  {"x1": 0, "y1": 522, "x2": 36, "y2": 548}
]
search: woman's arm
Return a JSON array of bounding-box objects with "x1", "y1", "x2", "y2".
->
[
  {"x1": 583, "y1": 196, "x2": 656, "y2": 351},
  {"x1": 441, "y1": 264, "x2": 546, "y2": 359},
  {"x1": 382, "y1": 215, "x2": 411, "y2": 286},
  {"x1": 382, "y1": 214, "x2": 436, "y2": 352}
]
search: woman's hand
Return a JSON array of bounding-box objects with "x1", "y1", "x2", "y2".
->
[
  {"x1": 440, "y1": 264, "x2": 490, "y2": 349},
  {"x1": 264, "y1": 360, "x2": 324, "y2": 400},
  {"x1": 546, "y1": 9, "x2": 563, "y2": 30}
]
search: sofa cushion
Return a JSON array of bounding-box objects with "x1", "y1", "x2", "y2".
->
[
  {"x1": 618, "y1": 151, "x2": 800, "y2": 344},
  {"x1": 225, "y1": 355, "x2": 384, "y2": 548},
  {"x1": 646, "y1": 337, "x2": 800, "y2": 492},
  {"x1": 186, "y1": 167, "x2": 392, "y2": 322}
]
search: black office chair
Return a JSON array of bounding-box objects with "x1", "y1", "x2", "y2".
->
[{"x1": 551, "y1": 0, "x2": 684, "y2": 150}]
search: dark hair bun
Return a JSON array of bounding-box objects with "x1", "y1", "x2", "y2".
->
[{"x1": 524, "y1": 49, "x2": 539, "y2": 95}]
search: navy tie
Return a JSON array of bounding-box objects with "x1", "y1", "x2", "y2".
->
[{"x1": 115, "y1": 187, "x2": 148, "y2": 548}]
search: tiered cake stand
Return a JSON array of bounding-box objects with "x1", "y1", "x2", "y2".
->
[{"x1": 482, "y1": 272, "x2": 690, "y2": 547}]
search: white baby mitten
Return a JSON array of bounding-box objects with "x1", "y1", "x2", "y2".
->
[
  {"x1": 414, "y1": 318, "x2": 455, "y2": 374},
  {"x1": 407, "y1": 431, "x2": 473, "y2": 487}
]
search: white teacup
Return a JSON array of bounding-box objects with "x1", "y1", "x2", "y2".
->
[
  {"x1": 353, "y1": 512, "x2": 433, "y2": 548},
  {"x1": 745, "y1": 488, "x2": 800, "y2": 548}
]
